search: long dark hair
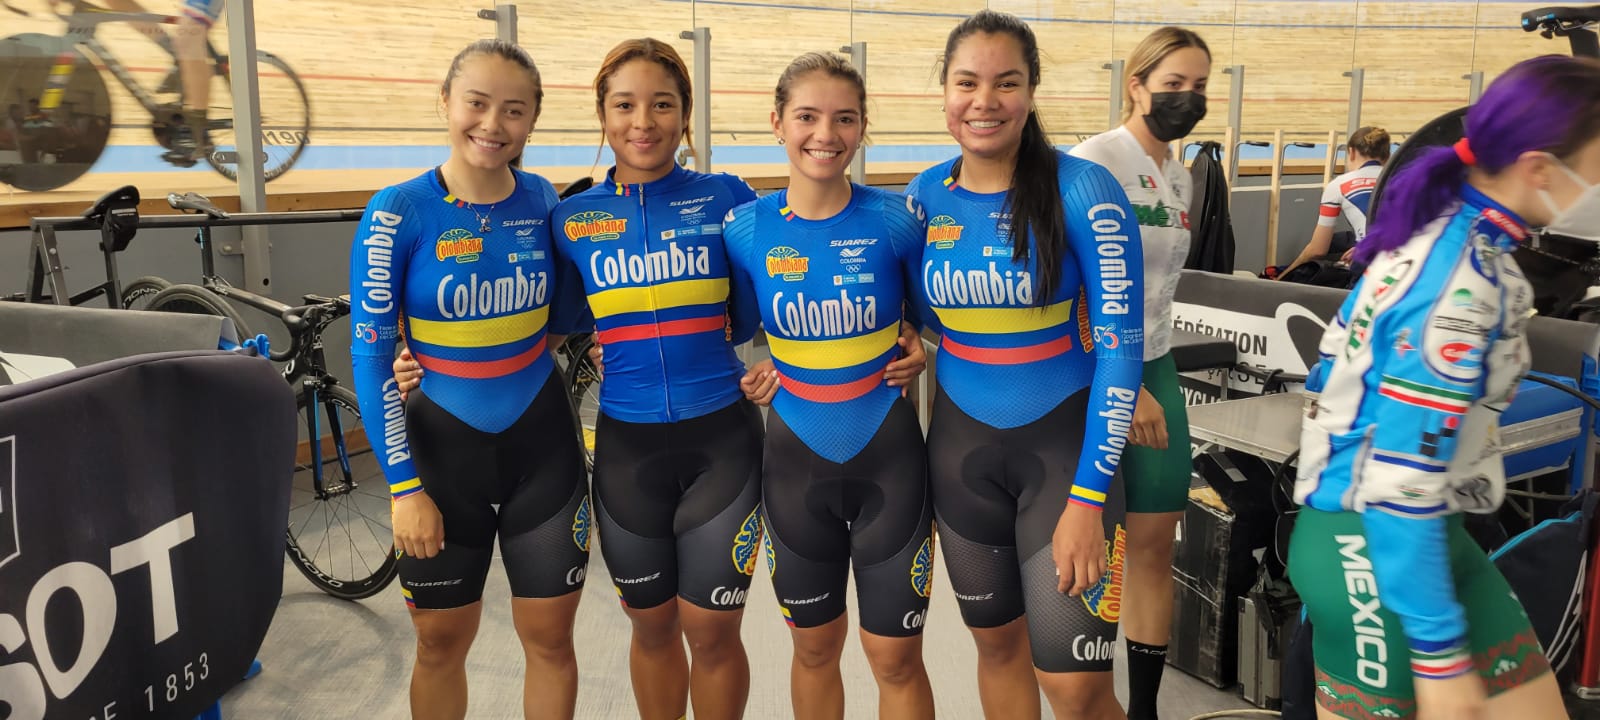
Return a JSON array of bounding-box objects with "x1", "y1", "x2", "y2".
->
[
  {"x1": 941, "y1": 10, "x2": 1065, "y2": 305},
  {"x1": 1357, "y1": 55, "x2": 1600, "y2": 264}
]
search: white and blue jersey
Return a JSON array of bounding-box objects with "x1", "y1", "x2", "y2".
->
[{"x1": 1295, "y1": 185, "x2": 1534, "y2": 676}]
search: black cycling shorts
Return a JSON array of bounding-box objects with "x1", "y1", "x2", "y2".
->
[
  {"x1": 398, "y1": 372, "x2": 590, "y2": 610},
  {"x1": 762, "y1": 398, "x2": 933, "y2": 638},
  {"x1": 929, "y1": 386, "x2": 1128, "y2": 673},
  {"x1": 592, "y1": 398, "x2": 765, "y2": 611}
]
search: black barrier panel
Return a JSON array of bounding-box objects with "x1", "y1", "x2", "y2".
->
[
  {"x1": 1172, "y1": 270, "x2": 1348, "y2": 402},
  {"x1": 0, "y1": 350, "x2": 293, "y2": 719}
]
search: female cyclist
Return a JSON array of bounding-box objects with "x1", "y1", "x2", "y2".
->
[
  {"x1": 1067, "y1": 26, "x2": 1209, "y2": 720},
  {"x1": 1281, "y1": 125, "x2": 1392, "y2": 277},
  {"x1": 906, "y1": 10, "x2": 1145, "y2": 720},
  {"x1": 723, "y1": 51, "x2": 934, "y2": 720},
  {"x1": 348, "y1": 39, "x2": 589, "y2": 720},
  {"x1": 1291, "y1": 54, "x2": 1600, "y2": 720}
]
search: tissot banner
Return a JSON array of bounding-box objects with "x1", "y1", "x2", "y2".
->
[{"x1": 0, "y1": 351, "x2": 293, "y2": 719}]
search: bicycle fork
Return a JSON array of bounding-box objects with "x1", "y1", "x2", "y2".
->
[{"x1": 300, "y1": 382, "x2": 354, "y2": 499}]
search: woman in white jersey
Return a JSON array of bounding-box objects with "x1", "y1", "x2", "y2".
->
[
  {"x1": 1067, "y1": 26, "x2": 1210, "y2": 720},
  {"x1": 1280, "y1": 125, "x2": 1390, "y2": 277}
]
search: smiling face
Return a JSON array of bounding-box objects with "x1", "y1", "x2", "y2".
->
[
  {"x1": 441, "y1": 54, "x2": 539, "y2": 172},
  {"x1": 601, "y1": 57, "x2": 689, "y2": 184},
  {"x1": 942, "y1": 31, "x2": 1034, "y2": 164},
  {"x1": 772, "y1": 71, "x2": 865, "y2": 186}
]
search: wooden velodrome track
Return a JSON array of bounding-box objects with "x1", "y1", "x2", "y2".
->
[{"x1": 0, "y1": 0, "x2": 1567, "y2": 228}]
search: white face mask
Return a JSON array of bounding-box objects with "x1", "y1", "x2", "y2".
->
[{"x1": 1539, "y1": 154, "x2": 1600, "y2": 242}]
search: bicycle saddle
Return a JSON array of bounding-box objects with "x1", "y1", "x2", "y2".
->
[
  {"x1": 1522, "y1": 6, "x2": 1600, "y2": 34},
  {"x1": 83, "y1": 185, "x2": 141, "y2": 253},
  {"x1": 167, "y1": 191, "x2": 230, "y2": 220}
]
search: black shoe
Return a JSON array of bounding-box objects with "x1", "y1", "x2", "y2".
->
[{"x1": 160, "y1": 115, "x2": 211, "y2": 167}]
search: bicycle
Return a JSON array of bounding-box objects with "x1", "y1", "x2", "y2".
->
[
  {"x1": 134, "y1": 192, "x2": 394, "y2": 600},
  {"x1": 0, "y1": 0, "x2": 310, "y2": 192}
]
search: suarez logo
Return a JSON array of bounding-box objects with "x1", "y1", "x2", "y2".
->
[
  {"x1": 909, "y1": 534, "x2": 934, "y2": 598},
  {"x1": 564, "y1": 211, "x2": 628, "y2": 242},
  {"x1": 766, "y1": 246, "x2": 810, "y2": 280},
  {"x1": 731, "y1": 506, "x2": 763, "y2": 576},
  {"x1": 1081, "y1": 524, "x2": 1126, "y2": 621},
  {"x1": 571, "y1": 496, "x2": 592, "y2": 552}
]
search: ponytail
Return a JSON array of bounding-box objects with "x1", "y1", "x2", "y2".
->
[
  {"x1": 1008, "y1": 112, "x2": 1065, "y2": 304},
  {"x1": 1354, "y1": 147, "x2": 1464, "y2": 265}
]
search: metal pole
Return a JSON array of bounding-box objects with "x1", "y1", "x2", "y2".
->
[
  {"x1": 226, "y1": 0, "x2": 271, "y2": 294},
  {"x1": 680, "y1": 27, "x2": 712, "y2": 172},
  {"x1": 842, "y1": 42, "x2": 866, "y2": 183},
  {"x1": 1222, "y1": 65, "x2": 1244, "y2": 183},
  {"x1": 1103, "y1": 59, "x2": 1124, "y2": 130},
  {"x1": 1343, "y1": 67, "x2": 1365, "y2": 146},
  {"x1": 1463, "y1": 71, "x2": 1484, "y2": 104}
]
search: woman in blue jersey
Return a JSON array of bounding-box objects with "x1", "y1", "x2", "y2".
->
[
  {"x1": 1291, "y1": 55, "x2": 1600, "y2": 720},
  {"x1": 1066, "y1": 27, "x2": 1209, "y2": 720},
  {"x1": 348, "y1": 39, "x2": 589, "y2": 720},
  {"x1": 904, "y1": 11, "x2": 1145, "y2": 719},
  {"x1": 722, "y1": 51, "x2": 935, "y2": 720}
]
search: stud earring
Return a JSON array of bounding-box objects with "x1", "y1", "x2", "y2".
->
[{"x1": 778, "y1": 138, "x2": 786, "y2": 145}]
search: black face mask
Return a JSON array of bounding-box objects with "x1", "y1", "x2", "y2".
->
[{"x1": 1142, "y1": 91, "x2": 1206, "y2": 142}]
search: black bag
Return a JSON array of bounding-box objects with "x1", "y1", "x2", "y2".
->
[{"x1": 1185, "y1": 140, "x2": 1237, "y2": 273}]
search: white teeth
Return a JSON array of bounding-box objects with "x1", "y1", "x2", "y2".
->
[
  {"x1": 470, "y1": 137, "x2": 505, "y2": 149},
  {"x1": 968, "y1": 121, "x2": 1001, "y2": 129},
  {"x1": 805, "y1": 149, "x2": 840, "y2": 160}
]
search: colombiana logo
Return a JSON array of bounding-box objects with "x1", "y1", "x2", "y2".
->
[
  {"x1": 572, "y1": 496, "x2": 592, "y2": 552},
  {"x1": 564, "y1": 210, "x2": 628, "y2": 242},
  {"x1": 909, "y1": 534, "x2": 934, "y2": 598},
  {"x1": 435, "y1": 228, "x2": 483, "y2": 263},
  {"x1": 926, "y1": 215, "x2": 963, "y2": 249},
  {"x1": 766, "y1": 246, "x2": 810, "y2": 280},
  {"x1": 1093, "y1": 325, "x2": 1121, "y2": 349},
  {"x1": 1081, "y1": 524, "x2": 1126, "y2": 621},
  {"x1": 732, "y1": 506, "x2": 763, "y2": 576},
  {"x1": 354, "y1": 322, "x2": 378, "y2": 343}
]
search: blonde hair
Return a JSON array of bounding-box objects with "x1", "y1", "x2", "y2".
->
[
  {"x1": 1348, "y1": 126, "x2": 1391, "y2": 163},
  {"x1": 1122, "y1": 27, "x2": 1210, "y2": 121}
]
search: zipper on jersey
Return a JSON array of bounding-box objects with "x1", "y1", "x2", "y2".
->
[{"x1": 636, "y1": 184, "x2": 674, "y2": 420}]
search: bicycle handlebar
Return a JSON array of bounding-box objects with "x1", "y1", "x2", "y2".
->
[{"x1": 270, "y1": 294, "x2": 349, "y2": 363}]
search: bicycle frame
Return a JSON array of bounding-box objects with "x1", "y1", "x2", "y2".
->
[
  {"x1": 39, "y1": 0, "x2": 226, "y2": 119},
  {"x1": 180, "y1": 223, "x2": 358, "y2": 500}
]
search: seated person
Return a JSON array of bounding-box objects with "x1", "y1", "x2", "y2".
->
[{"x1": 1278, "y1": 125, "x2": 1390, "y2": 277}]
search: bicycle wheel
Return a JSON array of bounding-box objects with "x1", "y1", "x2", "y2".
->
[
  {"x1": 561, "y1": 333, "x2": 601, "y2": 471},
  {"x1": 205, "y1": 51, "x2": 310, "y2": 183},
  {"x1": 285, "y1": 384, "x2": 398, "y2": 600},
  {"x1": 0, "y1": 34, "x2": 113, "y2": 192},
  {"x1": 1368, "y1": 106, "x2": 1467, "y2": 227},
  {"x1": 121, "y1": 275, "x2": 172, "y2": 309},
  {"x1": 144, "y1": 283, "x2": 253, "y2": 343}
]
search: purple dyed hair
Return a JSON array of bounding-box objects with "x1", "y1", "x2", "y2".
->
[{"x1": 1355, "y1": 55, "x2": 1600, "y2": 264}]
